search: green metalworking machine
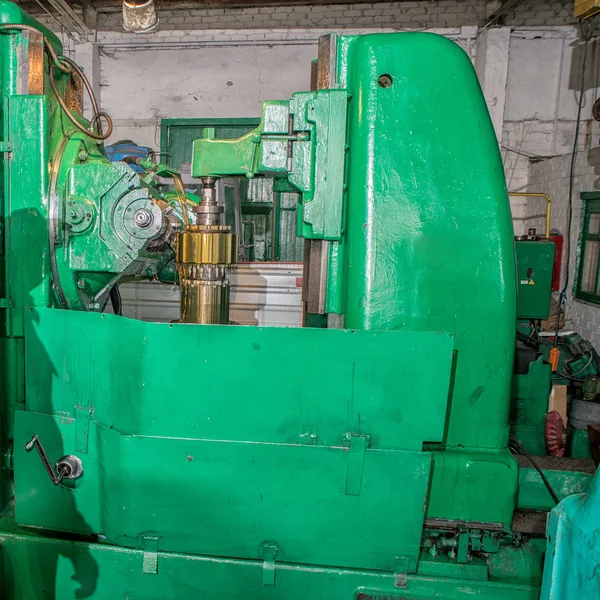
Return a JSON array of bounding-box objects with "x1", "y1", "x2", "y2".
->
[{"x1": 0, "y1": 3, "x2": 597, "y2": 599}]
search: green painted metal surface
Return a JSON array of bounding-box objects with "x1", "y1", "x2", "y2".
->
[
  {"x1": 568, "y1": 427, "x2": 593, "y2": 459},
  {"x1": 0, "y1": 513, "x2": 542, "y2": 600},
  {"x1": 0, "y1": 0, "x2": 190, "y2": 522},
  {"x1": 0, "y1": 6, "x2": 594, "y2": 598},
  {"x1": 160, "y1": 117, "x2": 260, "y2": 169},
  {"x1": 541, "y1": 469, "x2": 600, "y2": 599},
  {"x1": 511, "y1": 356, "x2": 552, "y2": 455},
  {"x1": 576, "y1": 192, "x2": 600, "y2": 305},
  {"x1": 517, "y1": 465, "x2": 594, "y2": 510},
  {"x1": 15, "y1": 308, "x2": 454, "y2": 573},
  {"x1": 193, "y1": 91, "x2": 347, "y2": 241},
  {"x1": 192, "y1": 32, "x2": 520, "y2": 528},
  {"x1": 515, "y1": 241, "x2": 554, "y2": 320},
  {"x1": 337, "y1": 33, "x2": 516, "y2": 450}
]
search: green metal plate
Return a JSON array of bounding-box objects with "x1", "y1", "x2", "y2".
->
[
  {"x1": 0, "y1": 514, "x2": 542, "y2": 600},
  {"x1": 16, "y1": 309, "x2": 455, "y2": 572},
  {"x1": 25, "y1": 309, "x2": 454, "y2": 451},
  {"x1": 517, "y1": 464, "x2": 594, "y2": 510},
  {"x1": 515, "y1": 241, "x2": 554, "y2": 320},
  {"x1": 15, "y1": 413, "x2": 432, "y2": 572}
]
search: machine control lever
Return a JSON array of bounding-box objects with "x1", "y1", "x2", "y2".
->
[{"x1": 25, "y1": 435, "x2": 84, "y2": 485}]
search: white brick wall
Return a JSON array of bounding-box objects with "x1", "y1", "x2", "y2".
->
[
  {"x1": 502, "y1": 27, "x2": 600, "y2": 231},
  {"x1": 503, "y1": 0, "x2": 576, "y2": 26},
  {"x1": 30, "y1": 0, "x2": 575, "y2": 34},
  {"x1": 528, "y1": 149, "x2": 600, "y2": 347},
  {"x1": 95, "y1": 1, "x2": 486, "y2": 31}
]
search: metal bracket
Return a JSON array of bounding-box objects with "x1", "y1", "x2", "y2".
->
[
  {"x1": 456, "y1": 528, "x2": 470, "y2": 564},
  {"x1": 0, "y1": 298, "x2": 13, "y2": 308},
  {"x1": 142, "y1": 534, "x2": 159, "y2": 574},
  {"x1": 393, "y1": 557, "x2": 409, "y2": 589},
  {"x1": 261, "y1": 542, "x2": 279, "y2": 586},
  {"x1": 0, "y1": 142, "x2": 12, "y2": 153},
  {"x1": 345, "y1": 433, "x2": 369, "y2": 496},
  {"x1": 75, "y1": 405, "x2": 93, "y2": 454}
]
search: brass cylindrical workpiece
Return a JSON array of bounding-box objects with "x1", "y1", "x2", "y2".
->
[{"x1": 176, "y1": 225, "x2": 237, "y2": 324}]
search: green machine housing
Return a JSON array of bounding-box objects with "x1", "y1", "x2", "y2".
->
[
  {"x1": 0, "y1": 5, "x2": 596, "y2": 600},
  {"x1": 515, "y1": 240, "x2": 555, "y2": 320}
]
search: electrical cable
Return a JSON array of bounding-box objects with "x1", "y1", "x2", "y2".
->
[
  {"x1": 553, "y1": 352, "x2": 594, "y2": 380},
  {"x1": 47, "y1": 55, "x2": 113, "y2": 140},
  {"x1": 0, "y1": 23, "x2": 70, "y2": 71},
  {"x1": 554, "y1": 20, "x2": 594, "y2": 347},
  {"x1": 510, "y1": 435, "x2": 560, "y2": 505},
  {"x1": 0, "y1": 24, "x2": 112, "y2": 140},
  {"x1": 109, "y1": 285, "x2": 122, "y2": 316}
]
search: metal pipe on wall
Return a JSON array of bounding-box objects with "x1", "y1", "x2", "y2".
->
[{"x1": 509, "y1": 192, "x2": 552, "y2": 238}]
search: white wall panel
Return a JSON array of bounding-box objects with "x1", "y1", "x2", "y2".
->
[{"x1": 119, "y1": 262, "x2": 304, "y2": 327}]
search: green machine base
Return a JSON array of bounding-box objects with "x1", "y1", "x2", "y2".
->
[{"x1": 0, "y1": 510, "x2": 544, "y2": 600}]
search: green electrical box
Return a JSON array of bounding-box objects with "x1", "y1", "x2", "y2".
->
[{"x1": 515, "y1": 240, "x2": 555, "y2": 319}]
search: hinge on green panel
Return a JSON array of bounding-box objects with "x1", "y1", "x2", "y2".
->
[
  {"x1": 74, "y1": 405, "x2": 93, "y2": 454},
  {"x1": 260, "y1": 542, "x2": 279, "y2": 586},
  {"x1": 142, "y1": 534, "x2": 159, "y2": 574},
  {"x1": 0, "y1": 298, "x2": 13, "y2": 308},
  {"x1": 0, "y1": 141, "x2": 12, "y2": 153},
  {"x1": 393, "y1": 557, "x2": 409, "y2": 588},
  {"x1": 345, "y1": 433, "x2": 370, "y2": 496}
]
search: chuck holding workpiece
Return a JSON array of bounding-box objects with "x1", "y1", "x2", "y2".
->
[{"x1": 176, "y1": 177, "x2": 237, "y2": 324}]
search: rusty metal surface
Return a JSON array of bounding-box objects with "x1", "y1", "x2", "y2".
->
[
  {"x1": 515, "y1": 454, "x2": 596, "y2": 474},
  {"x1": 24, "y1": 30, "x2": 44, "y2": 95},
  {"x1": 300, "y1": 33, "x2": 337, "y2": 316},
  {"x1": 65, "y1": 72, "x2": 83, "y2": 115},
  {"x1": 512, "y1": 510, "x2": 547, "y2": 535}
]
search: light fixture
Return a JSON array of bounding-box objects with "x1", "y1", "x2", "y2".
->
[{"x1": 123, "y1": 0, "x2": 158, "y2": 33}]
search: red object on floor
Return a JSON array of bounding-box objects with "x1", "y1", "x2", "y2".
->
[
  {"x1": 545, "y1": 410, "x2": 566, "y2": 457},
  {"x1": 550, "y1": 234, "x2": 563, "y2": 292}
]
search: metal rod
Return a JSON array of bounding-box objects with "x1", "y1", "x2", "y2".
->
[
  {"x1": 508, "y1": 192, "x2": 552, "y2": 238},
  {"x1": 25, "y1": 435, "x2": 65, "y2": 486},
  {"x1": 44, "y1": 0, "x2": 91, "y2": 34}
]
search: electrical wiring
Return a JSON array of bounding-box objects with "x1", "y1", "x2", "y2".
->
[
  {"x1": 554, "y1": 20, "x2": 595, "y2": 347},
  {"x1": 510, "y1": 435, "x2": 560, "y2": 505},
  {"x1": 0, "y1": 24, "x2": 112, "y2": 140}
]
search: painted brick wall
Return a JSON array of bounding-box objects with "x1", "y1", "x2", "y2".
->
[
  {"x1": 504, "y1": 0, "x2": 576, "y2": 26},
  {"x1": 528, "y1": 148, "x2": 600, "y2": 348},
  {"x1": 95, "y1": 1, "x2": 485, "y2": 31},
  {"x1": 501, "y1": 27, "x2": 600, "y2": 236},
  {"x1": 32, "y1": 0, "x2": 575, "y2": 33}
]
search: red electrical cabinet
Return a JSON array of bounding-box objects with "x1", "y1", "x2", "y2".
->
[{"x1": 550, "y1": 234, "x2": 563, "y2": 291}]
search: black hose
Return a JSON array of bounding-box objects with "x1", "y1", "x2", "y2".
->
[
  {"x1": 109, "y1": 285, "x2": 122, "y2": 316},
  {"x1": 0, "y1": 24, "x2": 113, "y2": 141},
  {"x1": 510, "y1": 435, "x2": 560, "y2": 505}
]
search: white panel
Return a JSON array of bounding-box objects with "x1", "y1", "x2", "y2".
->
[
  {"x1": 119, "y1": 262, "x2": 303, "y2": 327},
  {"x1": 100, "y1": 44, "x2": 317, "y2": 147},
  {"x1": 474, "y1": 27, "x2": 510, "y2": 142},
  {"x1": 505, "y1": 37, "x2": 564, "y2": 121}
]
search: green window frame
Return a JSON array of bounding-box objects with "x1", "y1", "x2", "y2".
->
[{"x1": 576, "y1": 193, "x2": 600, "y2": 304}]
